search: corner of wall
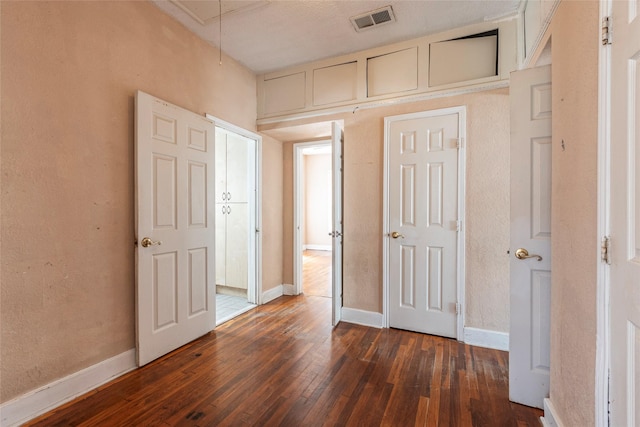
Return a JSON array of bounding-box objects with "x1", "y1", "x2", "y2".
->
[{"x1": 541, "y1": 398, "x2": 565, "y2": 427}]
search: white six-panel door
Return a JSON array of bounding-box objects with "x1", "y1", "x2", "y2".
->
[
  {"x1": 135, "y1": 91, "x2": 216, "y2": 366},
  {"x1": 386, "y1": 109, "x2": 462, "y2": 338},
  {"x1": 609, "y1": 2, "x2": 640, "y2": 425},
  {"x1": 509, "y1": 65, "x2": 552, "y2": 409}
]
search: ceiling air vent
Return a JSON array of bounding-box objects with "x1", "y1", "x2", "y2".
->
[{"x1": 350, "y1": 6, "x2": 395, "y2": 33}]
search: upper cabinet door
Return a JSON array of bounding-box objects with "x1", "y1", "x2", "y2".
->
[
  {"x1": 215, "y1": 128, "x2": 227, "y2": 203},
  {"x1": 225, "y1": 132, "x2": 250, "y2": 203}
]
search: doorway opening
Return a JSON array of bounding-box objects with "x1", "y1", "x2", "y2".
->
[
  {"x1": 296, "y1": 142, "x2": 333, "y2": 298},
  {"x1": 292, "y1": 121, "x2": 343, "y2": 325},
  {"x1": 207, "y1": 116, "x2": 262, "y2": 325}
]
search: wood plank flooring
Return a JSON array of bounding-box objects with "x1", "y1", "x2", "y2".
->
[
  {"x1": 302, "y1": 250, "x2": 331, "y2": 297},
  {"x1": 26, "y1": 294, "x2": 542, "y2": 426}
]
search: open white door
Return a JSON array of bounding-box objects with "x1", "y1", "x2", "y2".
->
[
  {"x1": 385, "y1": 108, "x2": 463, "y2": 339},
  {"x1": 135, "y1": 91, "x2": 216, "y2": 366},
  {"x1": 509, "y1": 65, "x2": 552, "y2": 409},
  {"x1": 331, "y1": 122, "x2": 343, "y2": 326},
  {"x1": 609, "y1": 3, "x2": 640, "y2": 425}
]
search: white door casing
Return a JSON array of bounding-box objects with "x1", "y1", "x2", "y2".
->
[
  {"x1": 508, "y1": 65, "x2": 552, "y2": 409},
  {"x1": 384, "y1": 107, "x2": 465, "y2": 339},
  {"x1": 135, "y1": 91, "x2": 216, "y2": 366},
  {"x1": 609, "y1": 2, "x2": 640, "y2": 425},
  {"x1": 331, "y1": 122, "x2": 344, "y2": 326}
]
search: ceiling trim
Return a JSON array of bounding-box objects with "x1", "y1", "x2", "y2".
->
[{"x1": 170, "y1": 0, "x2": 206, "y2": 25}]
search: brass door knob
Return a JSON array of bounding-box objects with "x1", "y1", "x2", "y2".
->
[
  {"x1": 515, "y1": 248, "x2": 542, "y2": 261},
  {"x1": 390, "y1": 231, "x2": 405, "y2": 239},
  {"x1": 140, "y1": 237, "x2": 162, "y2": 248}
]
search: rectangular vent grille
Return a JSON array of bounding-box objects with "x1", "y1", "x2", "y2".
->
[{"x1": 351, "y1": 6, "x2": 395, "y2": 32}]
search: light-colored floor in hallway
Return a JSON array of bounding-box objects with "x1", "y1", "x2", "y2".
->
[
  {"x1": 216, "y1": 293, "x2": 255, "y2": 326},
  {"x1": 303, "y1": 249, "x2": 331, "y2": 297}
]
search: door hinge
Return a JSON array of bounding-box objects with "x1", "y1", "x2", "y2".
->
[
  {"x1": 455, "y1": 303, "x2": 461, "y2": 315},
  {"x1": 601, "y1": 235, "x2": 611, "y2": 265},
  {"x1": 602, "y1": 16, "x2": 612, "y2": 45},
  {"x1": 455, "y1": 138, "x2": 464, "y2": 149},
  {"x1": 456, "y1": 220, "x2": 462, "y2": 232}
]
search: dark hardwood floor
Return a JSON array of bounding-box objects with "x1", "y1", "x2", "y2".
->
[{"x1": 26, "y1": 291, "x2": 542, "y2": 426}]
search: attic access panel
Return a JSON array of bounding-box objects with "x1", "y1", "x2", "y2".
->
[{"x1": 429, "y1": 29, "x2": 499, "y2": 87}]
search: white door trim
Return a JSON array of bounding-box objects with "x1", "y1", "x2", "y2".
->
[
  {"x1": 293, "y1": 140, "x2": 331, "y2": 296},
  {"x1": 205, "y1": 114, "x2": 262, "y2": 305},
  {"x1": 595, "y1": 1, "x2": 610, "y2": 425},
  {"x1": 382, "y1": 106, "x2": 467, "y2": 340}
]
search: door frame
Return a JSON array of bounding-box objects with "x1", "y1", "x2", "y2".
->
[
  {"x1": 595, "y1": 1, "x2": 610, "y2": 426},
  {"x1": 206, "y1": 114, "x2": 262, "y2": 304},
  {"x1": 382, "y1": 106, "x2": 467, "y2": 339},
  {"x1": 292, "y1": 140, "x2": 332, "y2": 296}
]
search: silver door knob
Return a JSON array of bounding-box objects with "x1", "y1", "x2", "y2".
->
[
  {"x1": 515, "y1": 248, "x2": 542, "y2": 261},
  {"x1": 140, "y1": 237, "x2": 162, "y2": 248}
]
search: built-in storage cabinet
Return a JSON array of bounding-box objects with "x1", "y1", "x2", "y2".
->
[
  {"x1": 313, "y1": 62, "x2": 357, "y2": 106},
  {"x1": 367, "y1": 48, "x2": 418, "y2": 97},
  {"x1": 215, "y1": 128, "x2": 253, "y2": 294},
  {"x1": 257, "y1": 19, "x2": 517, "y2": 121},
  {"x1": 429, "y1": 30, "x2": 498, "y2": 87}
]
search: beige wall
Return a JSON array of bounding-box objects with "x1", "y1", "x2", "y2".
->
[
  {"x1": 280, "y1": 89, "x2": 511, "y2": 331},
  {"x1": 260, "y1": 134, "x2": 284, "y2": 292},
  {"x1": 548, "y1": 2, "x2": 599, "y2": 425},
  {"x1": 304, "y1": 154, "x2": 332, "y2": 247},
  {"x1": 0, "y1": 1, "x2": 261, "y2": 402}
]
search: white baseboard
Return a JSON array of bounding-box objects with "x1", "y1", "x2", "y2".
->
[
  {"x1": 304, "y1": 245, "x2": 331, "y2": 251},
  {"x1": 282, "y1": 283, "x2": 296, "y2": 295},
  {"x1": 541, "y1": 398, "x2": 564, "y2": 427},
  {"x1": 0, "y1": 349, "x2": 136, "y2": 427},
  {"x1": 262, "y1": 285, "x2": 283, "y2": 304},
  {"x1": 341, "y1": 307, "x2": 383, "y2": 328},
  {"x1": 463, "y1": 327, "x2": 509, "y2": 351}
]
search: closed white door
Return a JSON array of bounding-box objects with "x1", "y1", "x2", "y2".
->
[
  {"x1": 508, "y1": 65, "x2": 552, "y2": 409},
  {"x1": 215, "y1": 128, "x2": 227, "y2": 288},
  {"x1": 135, "y1": 91, "x2": 216, "y2": 366},
  {"x1": 331, "y1": 122, "x2": 343, "y2": 326},
  {"x1": 386, "y1": 110, "x2": 461, "y2": 338},
  {"x1": 225, "y1": 202, "x2": 249, "y2": 289},
  {"x1": 609, "y1": 3, "x2": 640, "y2": 425},
  {"x1": 226, "y1": 132, "x2": 250, "y2": 203}
]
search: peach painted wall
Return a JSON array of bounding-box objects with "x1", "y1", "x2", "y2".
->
[
  {"x1": 1, "y1": 1, "x2": 260, "y2": 402},
  {"x1": 282, "y1": 142, "x2": 292, "y2": 285},
  {"x1": 547, "y1": 2, "x2": 599, "y2": 425},
  {"x1": 304, "y1": 154, "x2": 332, "y2": 248},
  {"x1": 260, "y1": 134, "x2": 284, "y2": 292},
  {"x1": 280, "y1": 89, "x2": 511, "y2": 332}
]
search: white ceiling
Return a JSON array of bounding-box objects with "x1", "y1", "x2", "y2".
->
[{"x1": 152, "y1": 0, "x2": 522, "y2": 75}]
